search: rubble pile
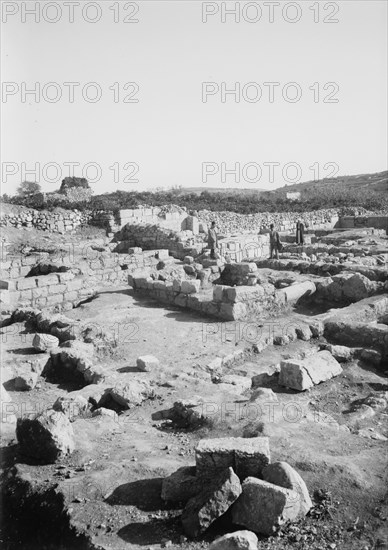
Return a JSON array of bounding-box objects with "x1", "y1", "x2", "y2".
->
[{"x1": 162, "y1": 436, "x2": 312, "y2": 541}]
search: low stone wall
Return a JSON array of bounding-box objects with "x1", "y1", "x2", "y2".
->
[
  {"x1": 0, "y1": 207, "x2": 91, "y2": 232},
  {"x1": 114, "y1": 223, "x2": 205, "y2": 259},
  {"x1": 129, "y1": 262, "x2": 308, "y2": 321},
  {"x1": 218, "y1": 234, "x2": 270, "y2": 262},
  {"x1": 3, "y1": 272, "x2": 95, "y2": 311},
  {"x1": 0, "y1": 248, "x2": 164, "y2": 311},
  {"x1": 256, "y1": 258, "x2": 388, "y2": 282}
]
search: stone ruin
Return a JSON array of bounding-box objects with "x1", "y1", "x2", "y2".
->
[{"x1": 0, "y1": 205, "x2": 387, "y2": 548}]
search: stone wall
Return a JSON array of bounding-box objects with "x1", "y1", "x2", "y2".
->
[
  {"x1": 1, "y1": 248, "x2": 163, "y2": 311},
  {"x1": 114, "y1": 223, "x2": 205, "y2": 259},
  {"x1": 339, "y1": 215, "x2": 388, "y2": 232},
  {"x1": 197, "y1": 209, "x2": 340, "y2": 236},
  {"x1": 129, "y1": 262, "x2": 298, "y2": 321},
  {"x1": 2, "y1": 272, "x2": 95, "y2": 311},
  {"x1": 116, "y1": 207, "x2": 198, "y2": 233},
  {"x1": 0, "y1": 206, "x2": 91, "y2": 232}
]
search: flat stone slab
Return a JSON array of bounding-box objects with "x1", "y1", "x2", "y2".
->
[
  {"x1": 196, "y1": 437, "x2": 270, "y2": 481},
  {"x1": 279, "y1": 350, "x2": 343, "y2": 391},
  {"x1": 232, "y1": 477, "x2": 300, "y2": 535}
]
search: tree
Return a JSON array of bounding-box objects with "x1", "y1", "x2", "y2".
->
[{"x1": 16, "y1": 181, "x2": 41, "y2": 197}]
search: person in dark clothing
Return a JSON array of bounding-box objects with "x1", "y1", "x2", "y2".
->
[
  {"x1": 269, "y1": 223, "x2": 281, "y2": 259},
  {"x1": 296, "y1": 219, "x2": 304, "y2": 245},
  {"x1": 208, "y1": 221, "x2": 218, "y2": 259}
]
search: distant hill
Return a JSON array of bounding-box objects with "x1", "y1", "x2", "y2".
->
[
  {"x1": 271, "y1": 170, "x2": 388, "y2": 195},
  {"x1": 171, "y1": 171, "x2": 387, "y2": 197},
  {"x1": 176, "y1": 187, "x2": 266, "y2": 196}
]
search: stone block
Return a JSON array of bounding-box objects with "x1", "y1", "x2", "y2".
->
[
  {"x1": 58, "y1": 272, "x2": 75, "y2": 283},
  {"x1": 36, "y1": 274, "x2": 59, "y2": 287},
  {"x1": 232, "y1": 478, "x2": 300, "y2": 535},
  {"x1": 136, "y1": 355, "x2": 160, "y2": 372},
  {"x1": 196, "y1": 437, "x2": 270, "y2": 481},
  {"x1": 225, "y1": 286, "x2": 265, "y2": 303},
  {"x1": 66, "y1": 278, "x2": 83, "y2": 292},
  {"x1": 181, "y1": 280, "x2": 201, "y2": 294},
  {"x1": 279, "y1": 350, "x2": 343, "y2": 391},
  {"x1": 33, "y1": 333, "x2": 59, "y2": 352},
  {"x1": 283, "y1": 281, "x2": 316, "y2": 303},
  {"x1": 209, "y1": 531, "x2": 258, "y2": 550},
  {"x1": 182, "y1": 467, "x2": 241, "y2": 538},
  {"x1": 48, "y1": 284, "x2": 67, "y2": 295},
  {"x1": 262, "y1": 462, "x2": 312, "y2": 516},
  {"x1": 16, "y1": 278, "x2": 37, "y2": 291},
  {"x1": 219, "y1": 302, "x2": 247, "y2": 321}
]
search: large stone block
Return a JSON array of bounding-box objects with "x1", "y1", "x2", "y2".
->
[
  {"x1": 182, "y1": 467, "x2": 241, "y2": 538},
  {"x1": 262, "y1": 462, "x2": 312, "y2": 516},
  {"x1": 232, "y1": 478, "x2": 300, "y2": 535},
  {"x1": 279, "y1": 350, "x2": 342, "y2": 391},
  {"x1": 196, "y1": 437, "x2": 270, "y2": 481}
]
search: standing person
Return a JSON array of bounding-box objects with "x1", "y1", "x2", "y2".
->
[
  {"x1": 208, "y1": 221, "x2": 218, "y2": 260},
  {"x1": 269, "y1": 223, "x2": 281, "y2": 259},
  {"x1": 296, "y1": 219, "x2": 304, "y2": 246}
]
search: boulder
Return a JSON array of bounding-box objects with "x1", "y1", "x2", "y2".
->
[
  {"x1": 105, "y1": 380, "x2": 154, "y2": 409},
  {"x1": 279, "y1": 350, "x2": 342, "y2": 391},
  {"x1": 32, "y1": 333, "x2": 59, "y2": 352},
  {"x1": 232, "y1": 478, "x2": 300, "y2": 535},
  {"x1": 342, "y1": 273, "x2": 375, "y2": 301},
  {"x1": 262, "y1": 462, "x2": 312, "y2": 516},
  {"x1": 14, "y1": 371, "x2": 39, "y2": 391},
  {"x1": 16, "y1": 410, "x2": 75, "y2": 463},
  {"x1": 182, "y1": 467, "x2": 242, "y2": 538},
  {"x1": 209, "y1": 530, "x2": 258, "y2": 550},
  {"x1": 196, "y1": 437, "x2": 270, "y2": 481},
  {"x1": 53, "y1": 394, "x2": 89, "y2": 420},
  {"x1": 136, "y1": 355, "x2": 160, "y2": 372},
  {"x1": 161, "y1": 466, "x2": 200, "y2": 504},
  {"x1": 169, "y1": 398, "x2": 211, "y2": 429}
]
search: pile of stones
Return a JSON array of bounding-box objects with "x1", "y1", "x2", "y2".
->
[{"x1": 162, "y1": 436, "x2": 312, "y2": 546}]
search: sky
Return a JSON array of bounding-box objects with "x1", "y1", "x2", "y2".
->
[{"x1": 1, "y1": 0, "x2": 387, "y2": 195}]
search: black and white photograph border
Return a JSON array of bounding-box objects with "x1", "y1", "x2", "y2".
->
[{"x1": 1, "y1": 1, "x2": 387, "y2": 549}]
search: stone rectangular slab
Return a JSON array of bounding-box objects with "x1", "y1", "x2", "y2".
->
[
  {"x1": 232, "y1": 477, "x2": 300, "y2": 535},
  {"x1": 279, "y1": 350, "x2": 342, "y2": 391},
  {"x1": 196, "y1": 437, "x2": 270, "y2": 481}
]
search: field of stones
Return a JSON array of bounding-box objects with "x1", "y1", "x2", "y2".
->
[{"x1": 0, "y1": 205, "x2": 387, "y2": 550}]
